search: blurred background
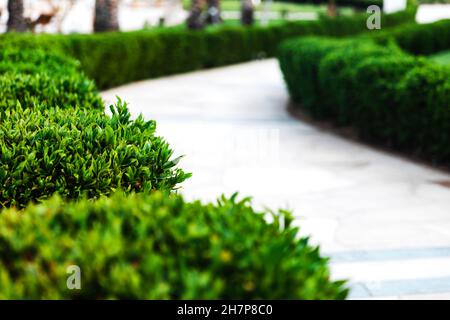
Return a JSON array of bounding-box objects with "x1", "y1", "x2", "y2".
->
[{"x1": 0, "y1": 0, "x2": 449, "y2": 34}]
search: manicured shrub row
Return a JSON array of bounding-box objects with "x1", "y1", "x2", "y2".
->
[
  {"x1": 372, "y1": 19, "x2": 450, "y2": 55},
  {"x1": 1, "y1": 40, "x2": 189, "y2": 209},
  {"x1": 0, "y1": 48, "x2": 79, "y2": 75},
  {"x1": 0, "y1": 10, "x2": 416, "y2": 89},
  {"x1": 278, "y1": 37, "x2": 450, "y2": 164},
  {"x1": 0, "y1": 101, "x2": 190, "y2": 209},
  {"x1": 278, "y1": 37, "x2": 351, "y2": 114},
  {"x1": 0, "y1": 72, "x2": 103, "y2": 111},
  {"x1": 0, "y1": 192, "x2": 348, "y2": 299},
  {"x1": 0, "y1": 49, "x2": 103, "y2": 111}
]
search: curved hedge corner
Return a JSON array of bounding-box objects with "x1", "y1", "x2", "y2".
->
[
  {"x1": 0, "y1": 192, "x2": 348, "y2": 299},
  {"x1": 0, "y1": 100, "x2": 190, "y2": 209},
  {"x1": 278, "y1": 21, "x2": 450, "y2": 165},
  {"x1": 0, "y1": 10, "x2": 416, "y2": 89}
]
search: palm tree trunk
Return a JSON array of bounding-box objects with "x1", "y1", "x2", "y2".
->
[
  {"x1": 187, "y1": 0, "x2": 204, "y2": 30},
  {"x1": 94, "y1": 0, "x2": 119, "y2": 32},
  {"x1": 327, "y1": 0, "x2": 337, "y2": 18},
  {"x1": 7, "y1": 0, "x2": 28, "y2": 32},
  {"x1": 206, "y1": 0, "x2": 221, "y2": 25},
  {"x1": 241, "y1": 0, "x2": 254, "y2": 26}
]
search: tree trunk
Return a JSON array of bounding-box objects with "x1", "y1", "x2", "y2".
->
[
  {"x1": 187, "y1": 0, "x2": 204, "y2": 30},
  {"x1": 206, "y1": 0, "x2": 221, "y2": 25},
  {"x1": 241, "y1": 0, "x2": 254, "y2": 26},
  {"x1": 7, "y1": 0, "x2": 28, "y2": 32},
  {"x1": 94, "y1": 0, "x2": 119, "y2": 32},
  {"x1": 327, "y1": 0, "x2": 337, "y2": 18}
]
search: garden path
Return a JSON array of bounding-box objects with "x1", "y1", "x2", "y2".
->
[{"x1": 102, "y1": 59, "x2": 450, "y2": 299}]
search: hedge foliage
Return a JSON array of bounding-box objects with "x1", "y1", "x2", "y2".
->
[
  {"x1": 372, "y1": 19, "x2": 450, "y2": 55},
  {"x1": 0, "y1": 72, "x2": 103, "y2": 111},
  {"x1": 0, "y1": 9, "x2": 416, "y2": 89},
  {"x1": 0, "y1": 100, "x2": 190, "y2": 209},
  {"x1": 0, "y1": 49, "x2": 103, "y2": 111},
  {"x1": 0, "y1": 48, "x2": 79, "y2": 75},
  {"x1": 0, "y1": 45, "x2": 189, "y2": 209},
  {"x1": 278, "y1": 23, "x2": 450, "y2": 164},
  {"x1": 0, "y1": 192, "x2": 348, "y2": 299}
]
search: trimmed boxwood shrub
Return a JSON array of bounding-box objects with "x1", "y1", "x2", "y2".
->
[
  {"x1": 395, "y1": 63, "x2": 450, "y2": 160},
  {"x1": 1, "y1": 44, "x2": 190, "y2": 209},
  {"x1": 0, "y1": 9, "x2": 415, "y2": 89},
  {"x1": 0, "y1": 48, "x2": 79, "y2": 75},
  {"x1": 0, "y1": 72, "x2": 103, "y2": 111},
  {"x1": 344, "y1": 54, "x2": 423, "y2": 140},
  {"x1": 278, "y1": 37, "x2": 345, "y2": 116},
  {"x1": 0, "y1": 101, "x2": 190, "y2": 209},
  {"x1": 317, "y1": 41, "x2": 405, "y2": 124},
  {"x1": 0, "y1": 192, "x2": 348, "y2": 299},
  {"x1": 278, "y1": 34, "x2": 450, "y2": 164},
  {"x1": 0, "y1": 49, "x2": 103, "y2": 111},
  {"x1": 372, "y1": 19, "x2": 450, "y2": 55}
]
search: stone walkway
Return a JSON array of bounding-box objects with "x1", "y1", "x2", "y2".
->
[{"x1": 102, "y1": 59, "x2": 450, "y2": 299}]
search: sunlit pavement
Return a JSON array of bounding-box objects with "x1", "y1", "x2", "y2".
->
[{"x1": 103, "y1": 59, "x2": 450, "y2": 299}]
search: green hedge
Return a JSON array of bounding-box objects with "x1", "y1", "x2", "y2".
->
[
  {"x1": 0, "y1": 48, "x2": 79, "y2": 75},
  {"x1": 278, "y1": 37, "x2": 349, "y2": 116},
  {"x1": 317, "y1": 41, "x2": 407, "y2": 124},
  {"x1": 0, "y1": 101, "x2": 190, "y2": 209},
  {"x1": 0, "y1": 72, "x2": 103, "y2": 111},
  {"x1": 372, "y1": 19, "x2": 450, "y2": 55},
  {"x1": 0, "y1": 38, "x2": 189, "y2": 210},
  {"x1": 0, "y1": 192, "x2": 348, "y2": 299},
  {"x1": 278, "y1": 32, "x2": 450, "y2": 164},
  {"x1": 394, "y1": 63, "x2": 450, "y2": 157},
  {"x1": 0, "y1": 9, "x2": 416, "y2": 89},
  {"x1": 0, "y1": 49, "x2": 103, "y2": 111}
]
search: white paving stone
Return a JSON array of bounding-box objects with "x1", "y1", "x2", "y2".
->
[{"x1": 331, "y1": 258, "x2": 450, "y2": 283}]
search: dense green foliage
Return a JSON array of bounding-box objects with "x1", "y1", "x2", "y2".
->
[
  {"x1": 0, "y1": 192, "x2": 348, "y2": 299},
  {"x1": 278, "y1": 37, "x2": 347, "y2": 115},
  {"x1": 372, "y1": 19, "x2": 450, "y2": 55},
  {"x1": 0, "y1": 10, "x2": 415, "y2": 89},
  {"x1": 0, "y1": 101, "x2": 189, "y2": 209},
  {"x1": 278, "y1": 24, "x2": 450, "y2": 164},
  {"x1": 0, "y1": 49, "x2": 103, "y2": 110},
  {"x1": 0, "y1": 48, "x2": 79, "y2": 75},
  {"x1": 0, "y1": 72, "x2": 103, "y2": 111},
  {"x1": 0, "y1": 47, "x2": 189, "y2": 209}
]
